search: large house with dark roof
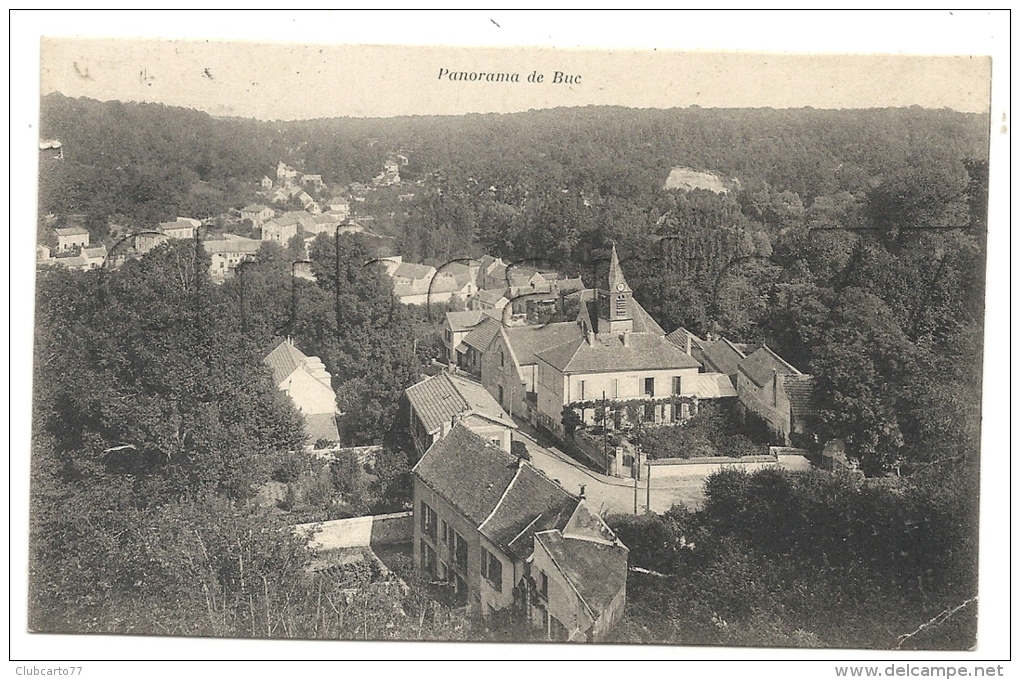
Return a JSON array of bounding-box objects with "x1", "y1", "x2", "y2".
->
[
  {"x1": 735, "y1": 345, "x2": 816, "y2": 446},
  {"x1": 531, "y1": 246, "x2": 704, "y2": 436},
  {"x1": 264, "y1": 339, "x2": 340, "y2": 447},
  {"x1": 412, "y1": 424, "x2": 629, "y2": 641},
  {"x1": 405, "y1": 372, "x2": 517, "y2": 457}
]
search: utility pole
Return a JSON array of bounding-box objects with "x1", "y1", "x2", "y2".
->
[
  {"x1": 646, "y1": 461, "x2": 652, "y2": 513},
  {"x1": 633, "y1": 462, "x2": 638, "y2": 515},
  {"x1": 602, "y1": 391, "x2": 608, "y2": 473}
]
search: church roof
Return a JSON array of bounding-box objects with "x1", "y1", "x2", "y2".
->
[
  {"x1": 606, "y1": 244, "x2": 630, "y2": 291},
  {"x1": 535, "y1": 332, "x2": 701, "y2": 374}
]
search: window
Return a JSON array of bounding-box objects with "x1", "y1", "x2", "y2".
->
[
  {"x1": 480, "y1": 548, "x2": 503, "y2": 592},
  {"x1": 420, "y1": 502, "x2": 437, "y2": 543},
  {"x1": 500, "y1": 352, "x2": 505, "y2": 367},
  {"x1": 498, "y1": 385, "x2": 504, "y2": 404},
  {"x1": 451, "y1": 530, "x2": 468, "y2": 572},
  {"x1": 539, "y1": 571, "x2": 549, "y2": 599},
  {"x1": 673, "y1": 376, "x2": 682, "y2": 395},
  {"x1": 611, "y1": 379, "x2": 619, "y2": 399},
  {"x1": 440, "y1": 520, "x2": 449, "y2": 545},
  {"x1": 579, "y1": 380, "x2": 586, "y2": 400},
  {"x1": 420, "y1": 540, "x2": 437, "y2": 577},
  {"x1": 644, "y1": 377, "x2": 655, "y2": 397}
]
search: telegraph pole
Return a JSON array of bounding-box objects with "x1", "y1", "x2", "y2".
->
[{"x1": 646, "y1": 461, "x2": 652, "y2": 513}]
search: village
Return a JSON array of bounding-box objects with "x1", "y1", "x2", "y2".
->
[
  {"x1": 260, "y1": 233, "x2": 824, "y2": 643},
  {"x1": 34, "y1": 152, "x2": 835, "y2": 643}
]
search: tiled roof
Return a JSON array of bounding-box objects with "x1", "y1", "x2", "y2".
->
[
  {"x1": 505, "y1": 322, "x2": 583, "y2": 367},
  {"x1": 739, "y1": 345, "x2": 803, "y2": 387},
  {"x1": 782, "y1": 374, "x2": 816, "y2": 420},
  {"x1": 474, "y1": 289, "x2": 508, "y2": 306},
  {"x1": 461, "y1": 316, "x2": 503, "y2": 352},
  {"x1": 412, "y1": 425, "x2": 521, "y2": 525},
  {"x1": 581, "y1": 297, "x2": 664, "y2": 336},
  {"x1": 263, "y1": 339, "x2": 307, "y2": 386},
  {"x1": 392, "y1": 262, "x2": 435, "y2": 281},
  {"x1": 665, "y1": 327, "x2": 706, "y2": 353},
  {"x1": 204, "y1": 236, "x2": 261, "y2": 254},
  {"x1": 446, "y1": 310, "x2": 486, "y2": 332},
  {"x1": 304, "y1": 412, "x2": 340, "y2": 445},
  {"x1": 536, "y1": 332, "x2": 700, "y2": 374},
  {"x1": 55, "y1": 226, "x2": 89, "y2": 236},
  {"x1": 534, "y1": 525, "x2": 629, "y2": 618},
  {"x1": 700, "y1": 338, "x2": 746, "y2": 376},
  {"x1": 684, "y1": 372, "x2": 738, "y2": 399},
  {"x1": 480, "y1": 464, "x2": 578, "y2": 561},
  {"x1": 405, "y1": 373, "x2": 515, "y2": 435},
  {"x1": 80, "y1": 246, "x2": 108, "y2": 260},
  {"x1": 241, "y1": 204, "x2": 269, "y2": 213}
]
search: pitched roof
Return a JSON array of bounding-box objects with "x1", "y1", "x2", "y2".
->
[
  {"x1": 55, "y1": 226, "x2": 89, "y2": 236},
  {"x1": 606, "y1": 244, "x2": 630, "y2": 291},
  {"x1": 480, "y1": 464, "x2": 578, "y2": 561},
  {"x1": 665, "y1": 327, "x2": 706, "y2": 353},
  {"x1": 461, "y1": 316, "x2": 504, "y2": 352},
  {"x1": 404, "y1": 373, "x2": 515, "y2": 435},
  {"x1": 263, "y1": 339, "x2": 308, "y2": 386},
  {"x1": 241, "y1": 203, "x2": 269, "y2": 213},
  {"x1": 700, "y1": 338, "x2": 747, "y2": 376},
  {"x1": 782, "y1": 374, "x2": 816, "y2": 420},
  {"x1": 684, "y1": 372, "x2": 738, "y2": 399},
  {"x1": 80, "y1": 246, "x2": 108, "y2": 260},
  {"x1": 504, "y1": 322, "x2": 583, "y2": 367},
  {"x1": 446, "y1": 310, "x2": 486, "y2": 332},
  {"x1": 581, "y1": 297, "x2": 664, "y2": 336},
  {"x1": 536, "y1": 332, "x2": 700, "y2": 374},
  {"x1": 391, "y1": 262, "x2": 435, "y2": 281},
  {"x1": 204, "y1": 236, "x2": 261, "y2": 254},
  {"x1": 738, "y1": 345, "x2": 803, "y2": 387},
  {"x1": 534, "y1": 522, "x2": 629, "y2": 618},
  {"x1": 412, "y1": 425, "x2": 521, "y2": 525},
  {"x1": 474, "y1": 289, "x2": 508, "y2": 306}
]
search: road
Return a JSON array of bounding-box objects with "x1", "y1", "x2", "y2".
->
[{"x1": 513, "y1": 425, "x2": 709, "y2": 516}]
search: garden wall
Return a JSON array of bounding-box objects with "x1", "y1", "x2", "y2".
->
[{"x1": 295, "y1": 511, "x2": 413, "y2": 550}]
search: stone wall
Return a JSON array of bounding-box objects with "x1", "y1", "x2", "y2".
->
[{"x1": 295, "y1": 511, "x2": 413, "y2": 550}]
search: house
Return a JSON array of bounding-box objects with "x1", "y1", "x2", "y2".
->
[
  {"x1": 36, "y1": 244, "x2": 51, "y2": 263},
  {"x1": 412, "y1": 424, "x2": 628, "y2": 641},
  {"x1": 405, "y1": 372, "x2": 517, "y2": 458},
  {"x1": 301, "y1": 174, "x2": 323, "y2": 189},
  {"x1": 327, "y1": 197, "x2": 350, "y2": 220},
  {"x1": 663, "y1": 327, "x2": 739, "y2": 400},
  {"x1": 54, "y1": 226, "x2": 89, "y2": 252},
  {"x1": 264, "y1": 338, "x2": 340, "y2": 447},
  {"x1": 261, "y1": 218, "x2": 298, "y2": 245},
  {"x1": 476, "y1": 255, "x2": 509, "y2": 291},
  {"x1": 277, "y1": 161, "x2": 299, "y2": 186},
  {"x1": 134, "y1": 232, "x2": 169, "y2": 255},
  {"x1": 79, "y1": 245, "x2": 108, "y2": 270},
  {"x1": 443, "y1": 309, "x2": 499, "y2": 364},
  {"x1": 468, "y1": 289, "x2": 510, "y2": 314},
  {"x1": 158, "y1": 220, "x2": 197, "y2": 241},
  {"x1": 261, "y1": 176, "x2": 274, "y2": 190},
  {"x1": 240, "y1": 203, "x2": 274, "y2": 227},
  {"x1": 388, "y1": 261, "x2": 476, "y2": 306},
  {"x1": 205, "y1": 234, "x2": 262, "y2": 281},
  {"x1": 735, "y1": 345, "x2": 816, "y2": 445},
  {"x1": 457, "y1": 315, "x2": 504, "y2": 376},
  {"x1": 481, "y1": 320, "x2": 585, "y2": 419},
  {"x1": 532, "y1": 246, "x2": 702, "y2": 436}
]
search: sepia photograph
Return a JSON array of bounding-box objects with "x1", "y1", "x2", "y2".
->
[{"x1": 11, "y1": 10, "x2": 1010, "y2": 669}]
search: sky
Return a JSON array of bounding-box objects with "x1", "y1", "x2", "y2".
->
[
  {"x1": 24, "y1": 11, "x2": 1000, "y2": 121},
  {"x1": 9, "y1": 9, "x2": 1013, "y2": 669}
]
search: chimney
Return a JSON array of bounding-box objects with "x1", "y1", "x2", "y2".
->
[
  {"x1": 579, "y1": 484, "x2": 586, "y2": 500},
  {"x1": 685, "y1": 332, "x2": 692, "y2": 356}
]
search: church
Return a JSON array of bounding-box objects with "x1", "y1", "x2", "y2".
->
[{"x1": 479, "y1": 245, "x2": 708, "y2": 439}]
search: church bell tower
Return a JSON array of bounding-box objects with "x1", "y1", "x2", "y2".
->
[{"x1": 598, "y1": 244, "x2": 633, "y2": 335}]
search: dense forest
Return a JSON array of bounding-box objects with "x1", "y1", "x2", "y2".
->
[{"x1": 32, "y1": 94, "x2": 988, "y2": 647}]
